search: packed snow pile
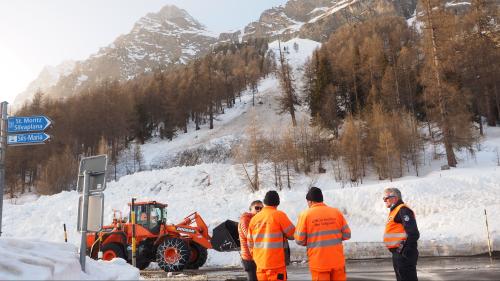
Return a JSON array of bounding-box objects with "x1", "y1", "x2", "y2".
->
[{"x1": 0, "y1": 238, "x2": 139, "y2": 280}]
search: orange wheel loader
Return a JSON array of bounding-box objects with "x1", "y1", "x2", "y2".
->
[{"x1": 86, "y1": 200, "x2": 240, "y2": 272}]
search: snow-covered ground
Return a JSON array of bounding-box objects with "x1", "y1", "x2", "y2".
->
[{"x1": 0, "y1": 238, "x2": 139, "y2": 280}]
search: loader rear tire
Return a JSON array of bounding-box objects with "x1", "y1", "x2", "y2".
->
[
  {"x1": 101, "y1": 243, "x2": 126, "y2": 261},
  {"x1": 137, "y1": 261, "x2": 151, "y2": 270},
  {"x1": 186, "y1": 243, "x2": 208, "y2": 269},
  {"x1": 156, "y1": 238, "x2": 190, "y2": 272}
]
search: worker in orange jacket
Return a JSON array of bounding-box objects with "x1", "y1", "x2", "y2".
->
[
  {"x1": 239, "y1": 200, "x2": 264, "y2": 281},
  {"x1": 247, "y1": 191, "x2": 295, "y2": 281},
  {"x1": 294, "y1": 187, "x2": 351, "y2": 281}
]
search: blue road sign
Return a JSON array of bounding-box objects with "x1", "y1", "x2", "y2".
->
[
  {"x1": 8, "y1": 115, "x2": 52, "y2": 133},
  {"x1": 7, "y1": 132, "x2": 50, "y2": 146}
]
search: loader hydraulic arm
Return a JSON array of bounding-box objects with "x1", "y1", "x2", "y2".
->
[{"x1": 178, "y1": 212, "x2": 210, "y2": 239}]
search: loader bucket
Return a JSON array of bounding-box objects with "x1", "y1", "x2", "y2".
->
[{"x1": 211, "y1": 220, "x2": 240, "y2": 252}]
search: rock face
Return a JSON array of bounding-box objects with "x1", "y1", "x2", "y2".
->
[
  {"x1": 220, "y1": 0, "x2": 419, "y2": 42},
  {"x1": 16, "y1": 5, "x2": 217, "y2": 103}
]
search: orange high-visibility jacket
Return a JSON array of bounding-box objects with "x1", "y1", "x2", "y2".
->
[
  {"x1": 383, "y1": 203, "x2": 410, "y2": 249},
  {"x1": 247, "y1": 206, "x2": 295, "y2": 270},
  {"x1": 239, "y1": 212, "x2": 254, "y2": 261},
  {"x1": 294, "y1": 203, "x2": 351, "y2": 270}
]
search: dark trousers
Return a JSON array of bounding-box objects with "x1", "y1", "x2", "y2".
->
[
  {"x1": 391, "y1": 248, "x2": 418, "y2": 281},
  {"x1": 242, "y1": 259, "x2": 258, "y2": 281}
]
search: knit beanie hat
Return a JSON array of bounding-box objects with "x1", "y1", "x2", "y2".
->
[
  {"x1": 263, "y1": 191, "x2": 280, "y2": 206},
  {"x1": 306, "y1": 187, "x2": 324, "y2": 202}
]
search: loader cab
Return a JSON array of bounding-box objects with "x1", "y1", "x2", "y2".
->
[{"x1": 130, "y1": 201, "x2": 168, "y2": 234}]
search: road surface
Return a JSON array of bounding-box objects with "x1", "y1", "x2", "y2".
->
[{"x1": 141, "y1": 256, "x2": 500, "y2": 280}]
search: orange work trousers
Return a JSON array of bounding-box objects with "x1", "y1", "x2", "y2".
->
[
  {"x1": 310, "y1": 267, "x2": 346, "y2": 281},
  {"x1": 256, "y1": 267, "x2": 287, "y2": 281}
]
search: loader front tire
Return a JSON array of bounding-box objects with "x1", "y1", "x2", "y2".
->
[{"x1": 156, "y1": 238, "x2": 190, "y2": 272}]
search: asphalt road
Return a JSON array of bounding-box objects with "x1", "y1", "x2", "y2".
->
[{"x1": 141, "y1": 256, "x2": 500, "y2": 280}]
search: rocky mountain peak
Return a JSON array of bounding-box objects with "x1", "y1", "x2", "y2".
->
[
  {"x1": 132, "y1": 5, "x2": 207, "y2": 36},
  {"x1": 157, "y1": 5, "x2": 192, "y2": 20},
  {"x1": 14, "y1": 4, "x2": 217, "y2": 104}
]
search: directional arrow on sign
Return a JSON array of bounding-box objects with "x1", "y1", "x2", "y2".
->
[
  {"x1": 8, "y1": 115, "x2": 52, "y2": 133},
  {"x1": 7, "y1": 132, "x2": 51, "y2": 146}
]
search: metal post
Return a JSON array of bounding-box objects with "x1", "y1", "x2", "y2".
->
[
  {"x1": 131, "y1": 198, "x2": 137, "y2": 267},
  {"x1": 79, "y1": 171, "x2": 90, "y2": 272},
  {"x1": 0, "y1": 102, "x2": 8, "y2": 237}
]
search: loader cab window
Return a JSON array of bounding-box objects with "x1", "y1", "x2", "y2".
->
[
  {"x1": 149, "y1": 205, "x2": 165, "y2": 234},
  {"x1": 132, "y1": 204, "x2": 165, "y2": 233},
  {"x1": 134, "y1": 205, "x2": 149, "y2": 227}
]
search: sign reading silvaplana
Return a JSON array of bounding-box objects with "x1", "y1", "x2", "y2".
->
[
  {"x1": 7, "y1": 115, "x2": 52, "y2": 133},
  {"x1": 7, "y1": 132, "x2": 50, "y2": 146}
]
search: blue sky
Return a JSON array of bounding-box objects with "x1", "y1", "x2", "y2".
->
[{"x1": 0, "y1": 0, "x2": 288, "y2": 104}]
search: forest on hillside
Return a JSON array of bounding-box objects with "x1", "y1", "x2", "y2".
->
[
  {"x1": 6, "y1": 39, "x2": 273, "y2": 195},
  {"x1": 5, "y1": 0, "x2": 499, "y2": 195},
  {"x1": 297, "y1": 0, "x2": 499, "y2": 183}
]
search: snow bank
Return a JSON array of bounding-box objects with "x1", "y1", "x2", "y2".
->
[
  {"x1": 2, "y1": 35, "x2": 499, "y2": 267},
  {"x1": 0, "y1": 238, "x2": 139, "y2": 280},
  {"x1": 3, "y1": 130, "x2": 500, "y2": 266}
]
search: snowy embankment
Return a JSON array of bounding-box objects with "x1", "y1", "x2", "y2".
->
[
  {"x1": 3, "y1": 129, "x2": 500, "y2": 266},
  {"x1": 0, "y1": 238, "x2": 139, "y2": 280}
]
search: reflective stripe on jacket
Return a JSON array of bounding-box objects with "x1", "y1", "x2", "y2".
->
[
  {"x1": 247, "y1": 206, "x2": 295, "y2": 270},
  {"x1": 294, "y1": 203, "x2": 351, "y2": 271},
  {"x1": 384, "y1": 203, "x2": 410, "y2": 249},
  {"x1": 238, "y1": 212, "x2": 254, "y2": 261}
]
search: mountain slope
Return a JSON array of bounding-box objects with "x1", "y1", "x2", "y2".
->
[
  {"x1": 14, "y1": 60, "x2": 75, "y2": 106},
  {"x1": 219, "y1": 0, "x2": 419, "y2": 43},
  {"x1": 16, "y1": 5, "x2": 217, "y2": 103}
]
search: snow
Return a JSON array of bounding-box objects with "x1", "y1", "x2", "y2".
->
[
  {"x1": 3, "y1": 34, "x2": 500, "y2": 272},
  {"x1": 445, "y1": 1, "x2": 471, "y2": 7},
  {"x1": 308, "y1": 7, "x2": 330, "y2": 15},
  {"x1": 268, "y1": 38, "x2": 321, "y2": 68},
  {"x1": 309, "y1": 0, "x2": 359, "y2": 24},
  {"x1": 407, "y1": 10, "x2": 424, "y2": 32},
  {"x1": 2, "y1": 127, "x2": 500, "y2": 266},
  {"x1": 0, "y1": 238, "x2": 139, "y2": 280}
]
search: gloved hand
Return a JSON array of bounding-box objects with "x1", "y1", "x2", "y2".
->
[{"x1": 396, "y1": 242, "x2": 406, "y2": 256}]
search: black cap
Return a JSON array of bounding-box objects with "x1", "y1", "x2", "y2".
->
[
  {"x1": 263, "y1": 191, "x2": 280, "y2": 206},
  {"x1": 306, "y1": 187, "x2": 323, "y2": 202}
]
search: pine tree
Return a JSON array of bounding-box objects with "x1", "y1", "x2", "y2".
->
[
  {"x1": 420, "y1": 0, "x2": 475, "y2": 167},
  {"x1": 277, "y1": 40, "x2": 299, "y2": 126}
]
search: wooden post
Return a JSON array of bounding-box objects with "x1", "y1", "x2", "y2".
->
[
  {"x1": 63, "y1": 224, "x2": 68, "y2": 243},
  {"x1": 484, "y1": 209, "x2": 493, "y2": 262}
]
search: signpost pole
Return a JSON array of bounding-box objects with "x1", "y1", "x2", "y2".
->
[
  {"x1": 0, "y1": 102, "x2": 8, "y2": 237},
  {"x1": 79, "y1": 170, "x2": 90, "y2": 272}
]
